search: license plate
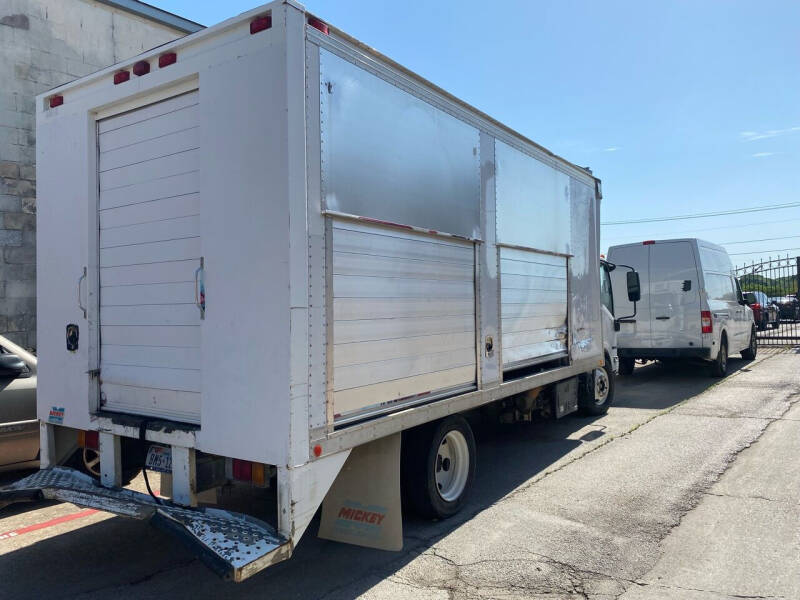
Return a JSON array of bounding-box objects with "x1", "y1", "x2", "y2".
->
[{"x1": 145, "y1": 445, "x2": 172, "y2": 473}]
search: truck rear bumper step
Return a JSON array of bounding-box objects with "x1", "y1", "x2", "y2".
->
[{"x1": 0, "y1": 467, "x2": 289, "y2": 582}]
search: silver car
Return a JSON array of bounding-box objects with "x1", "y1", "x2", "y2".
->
[{"x1": 0, "y1": 335, "x2": 38, "y2": 473}]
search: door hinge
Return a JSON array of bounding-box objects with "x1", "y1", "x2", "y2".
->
[{"x1": 87, "y1": 369, "x2": 101, "y2": 379}]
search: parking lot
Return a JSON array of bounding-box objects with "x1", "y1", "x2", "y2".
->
[{"x1": 0, "y1": 347, "x2": 797, "y2": 599}]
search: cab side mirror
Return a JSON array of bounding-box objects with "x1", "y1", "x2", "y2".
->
[{"x1": 626, "y1": 271, "x2": 641, "y2": 303}]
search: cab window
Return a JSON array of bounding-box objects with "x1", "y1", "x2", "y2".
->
[{"x1": 600, "y1": 264, "x2": 614, "y2": 315}]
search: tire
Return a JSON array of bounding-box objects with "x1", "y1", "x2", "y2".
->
[
  {"x1": 619, "y1": 357, "x2": 635, "y2": 376},
  {"x1": 67, "y1": 438, "x2": 144, "y2": 486},
  {"x1": 741, "y1": 327, "x2": 757, "y2": 360},
  {"x1": 710, "y1": 336, "x2": 728, "y2": 377},
  {"x1": 579, "y1": 355, "x2": 615, "y2": 416},
  {"x1": 401, "y1": 415, "x2": 476, "y2": 520}
]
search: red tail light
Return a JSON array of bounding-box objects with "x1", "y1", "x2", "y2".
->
[
  {"x1": 113, "y1": 70, "x2": 130, "y2": 85},
  {"x1": 752, "y1": 303, "x2": 761, "y2": 310},
  {"x1": 77, "y1": 430, "x2": 99, "y2": 450},
  {"x1": 232, "y1": 458, "x2": 266, "y2": 485},
  {"x1": 49, "y1": 95, "x2": 63, "y2": 108},
  {"x1": 232, "y1": 458, "x2": 252, "y2": 481},
  {"x1": 701, "y1": 310, "x2": 713, "y2": 334}
]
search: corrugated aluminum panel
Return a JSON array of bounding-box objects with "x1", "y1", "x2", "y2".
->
[
  {"x1": 332, "y1": 220, "x2": 476, "y2": 418},
  {"x1": 500, "y1": 248, "x2": 568, "y2": 367},
  {"x1": 495, "y1": 140, "x2": 571, "y2": 254},
  {"x1": 320, "y1": 49, "x2": 481, "y2": 239},
  {"x1": 98, "y1": 92, "x2": 202, "y2": 424}
]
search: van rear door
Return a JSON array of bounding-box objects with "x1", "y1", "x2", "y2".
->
[
  {"x1": 649, "y1": 241, "x2": 701, "y2": 348},
  {"x1": 608, "y1": 244, "x2": 651, "y2": 349}
]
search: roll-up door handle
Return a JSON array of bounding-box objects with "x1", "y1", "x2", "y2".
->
[
  {"x1": 655, "y1": 316, "x2": 671, "y2": 320},
  {"x1": 194, "y1": 257, "x2": 205, "y2": 320},
  {"x1": 77, "y1": 267, "x2": 87, "y2": 319}
]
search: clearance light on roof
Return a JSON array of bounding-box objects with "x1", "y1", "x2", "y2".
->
[
  {"x1": 133, "y1": 60, "x2": 150, "y2": 76},
  {"x1": 49, "y1": 95, "x2": 63, "y2": 108},
  {"x1": 642, "y1": 240, "x2": 655, "y2": 245},
  {"x1": 113, "y1": 70, "x2": 130, "y2": 85},
  {"x1": 250, "y1": 14, "x2": 272, "y2": 34},
  {"x1": 308, "y1": 16, "x2": 329, "y2": 35},
  {"x1": 158, "y1": 52, "x2": 177, "y2": 68}
]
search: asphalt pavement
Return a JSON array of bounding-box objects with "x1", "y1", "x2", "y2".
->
[{"x1": 0, "y1": 347, "x2": 796, "y2": 599}]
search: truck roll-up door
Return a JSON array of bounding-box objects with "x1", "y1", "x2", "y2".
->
[
  {"x1": 97, "y1": 91, "x2": 202, "y2": 425},
  {"x1": 331, "y1": 220, "x2": 477, "y2": 421},
  {"x1": 500, "y1": 248, "x2": 568, "y2": 368}
]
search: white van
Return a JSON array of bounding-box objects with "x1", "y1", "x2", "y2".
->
[{"x1": 607, "y1": 239, "x2": 756, "y2": 376}]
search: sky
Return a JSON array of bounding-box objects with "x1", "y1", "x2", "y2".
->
[{"x1": 155, "y1": 0, "x2": 799, "y2": 266}]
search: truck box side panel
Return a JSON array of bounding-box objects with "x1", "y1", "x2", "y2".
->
[
  {"x1": 36, "y1": 110, "x2": 94, "y2": 429},
  {"x1": 195, "y1": 33, "x2": 292, "y2": 463},
  {"x1": 98, "y1": 91, "x2": 202, "y2": 424},
  {"x1": 494, "y1": 140, "x2": 571, "y2": 367},
  {"x1": 568, "y1": 178, "x2": 602, "y2": 359},
  {"x1": 331, "y1": 221, "x2": 476, "y2": 418},
  {"x1": 319, "y1": 49, "x2": 481, "y2": 239}
]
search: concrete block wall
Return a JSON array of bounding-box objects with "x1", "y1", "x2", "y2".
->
[{"x1": 0, "y1": 0, "x2": 186, "y2": 349}]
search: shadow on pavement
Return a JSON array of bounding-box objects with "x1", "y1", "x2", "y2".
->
[
  {"x1": 613, "y1": 357, "x2": 753, "y2": 411},
  {"x1": 0, "y1": 360, "x2": 741, "y2": 600}
]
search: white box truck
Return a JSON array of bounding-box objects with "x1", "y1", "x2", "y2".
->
[
  {"x1": 608, "y1": 238, "x2": 756, "y2": 377},
  {"x1": 1, "y1": 1, "x2": 638, "y2": 581}
]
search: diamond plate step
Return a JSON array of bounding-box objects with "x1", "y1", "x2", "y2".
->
[{"x1": 0, "y1": 467, "x2": 289, "y2": 581}]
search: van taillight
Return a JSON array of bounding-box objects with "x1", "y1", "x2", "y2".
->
[{"x1": 701, "y1": 310, "x2": 712, "y2": 334}]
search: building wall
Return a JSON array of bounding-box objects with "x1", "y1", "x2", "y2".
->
[{"x1": 0, "y1": 0, "x2": 188, "y2": 349}]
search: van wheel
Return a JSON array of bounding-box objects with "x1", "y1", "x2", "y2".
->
[
  {"x1": 741, "y1": 327, "x2": 757, "y2": 360},
  {"x1": 619, "y1": 357, "x2": 635, "y2": 376},
  {"x1": 579, "y1": 356, "x2": 615, "y2": 416},
  {"x1": 710, "y1": 337, "x2": 728, "y2": 377},
  {"x1": 402, "y1": 415, "x2": 476, "y2": 520}
]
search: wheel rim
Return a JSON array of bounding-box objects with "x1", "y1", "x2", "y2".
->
[
  {"x1": 83, "y1": 448, "x2": 101, "y2": 477},
  {"x1": 594, "y1": 367, "x2": 610, "y2": 405},
  {"x1": 435, "y1": 430, "x2": 470, "y2": 502}
]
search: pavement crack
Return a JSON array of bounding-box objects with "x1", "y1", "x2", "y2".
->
[{"x1": 702, "y1": 491, "x2": 798, "y2": 505}]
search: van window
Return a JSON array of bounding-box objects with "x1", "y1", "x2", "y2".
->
[
  {"x1": 699, "y1": 246, "x2": 732, "y2": 274},
  {"x1": 705, "y1": 273, "x2": 736, "y2": 301},
  {"x1": 600, "y1": 264, "x2": 614, "y2": 314}
]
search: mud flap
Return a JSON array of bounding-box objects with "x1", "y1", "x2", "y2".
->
[
  {"x1": 318, "y1": 432, "x2": 403, "y2": 551},
  {"x1": 0, "y1": 467, "x2": 289, "y2": 582}
]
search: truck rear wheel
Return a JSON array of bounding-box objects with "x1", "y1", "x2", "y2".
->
[{"x1": 401, "y1": 415, "x2": 476, "y2": 520}]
